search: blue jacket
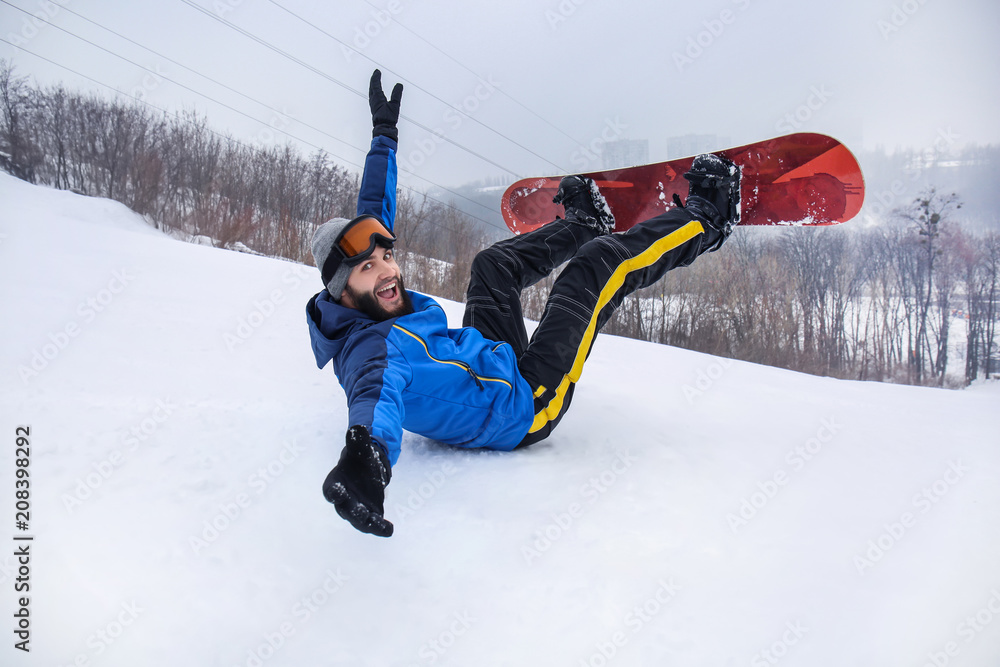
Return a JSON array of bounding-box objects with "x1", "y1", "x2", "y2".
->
[{"x1": 306, "y1": 136, "x2": 535, "y2": 465}]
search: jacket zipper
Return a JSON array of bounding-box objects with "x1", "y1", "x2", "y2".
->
[
  {"x1": 460, "y1": 362, "x2": 485, "y2": 390},
  {"x1": 392, "y1": 325, "x2": 508, "y2": 391}
]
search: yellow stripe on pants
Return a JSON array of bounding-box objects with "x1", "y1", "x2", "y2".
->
[{"x1": 528, "y1": 219, "x2": 705, "y2": 434}]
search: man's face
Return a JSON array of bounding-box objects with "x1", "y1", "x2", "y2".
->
[{"x1": 340, "y1": 245, "x2": 413, "y2": 321}]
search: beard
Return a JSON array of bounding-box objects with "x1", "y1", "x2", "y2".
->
[{"x1": 344, "y1": 274, "x2": 415, "y2": 322}]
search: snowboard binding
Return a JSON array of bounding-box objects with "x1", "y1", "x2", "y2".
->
[
  {"x1": 682, "y1": 154, "x2": 742, "y2": 251},
  {"x1": 552, "y1": 175, "x2": 616, "y2": 236}
]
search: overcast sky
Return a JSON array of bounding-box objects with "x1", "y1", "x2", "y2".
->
[{"x1": 2, "y1": 0, "x2": 998, "y2": 193}]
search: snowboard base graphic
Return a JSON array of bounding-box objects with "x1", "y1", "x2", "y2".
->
[{"x1": 501, "y1": 133, "x2": 865, "y2": 235}]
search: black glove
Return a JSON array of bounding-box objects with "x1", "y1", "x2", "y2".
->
[
  {"x1": 369, "y1": 69, "x2": 403, "y2": 142},
  {"x1": 323, "y1": 425, "x2": 394, "y2": 537}
]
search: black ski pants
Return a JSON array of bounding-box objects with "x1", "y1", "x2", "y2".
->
[{"x1": 463, "y1": 208, "x2": 723, "y2": 447}]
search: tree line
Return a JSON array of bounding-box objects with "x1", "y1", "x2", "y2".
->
[
  {"x1": 0, "y1": 60, "x2": 486, "y2": 274},
  {"x1": 3, "y1": 60, "x2": 998, "y2": 386},
  {"x1": 592, "y1": 193, "x2": 1000, "y2": 387}
]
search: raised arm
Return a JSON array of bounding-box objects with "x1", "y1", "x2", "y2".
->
[{"x1": 356, "y1": 69, "x2": 402, "y2": 229}]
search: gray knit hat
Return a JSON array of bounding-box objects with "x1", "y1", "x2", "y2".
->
[
  {"x1": 311, "y1": 217, "x2": 354, "y2": 300},
  {"x1": 311, "y1": 215, "x2": 396, "y2": 301}
]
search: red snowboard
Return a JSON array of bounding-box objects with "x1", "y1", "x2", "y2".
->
[{"x1": 501, "y1": 133, "x2": 865, "y2": 235}]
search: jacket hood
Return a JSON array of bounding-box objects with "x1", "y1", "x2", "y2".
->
[
  {"x1": 307, "y1": 290, "x2": 365, "y2": 369},
  {"x1": 306, "y1": 289, "x2": 430, "y2": 369}
]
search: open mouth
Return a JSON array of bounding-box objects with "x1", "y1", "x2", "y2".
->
[{"x1": 376, "y1": 280, "x2": 399, "y2": 302}]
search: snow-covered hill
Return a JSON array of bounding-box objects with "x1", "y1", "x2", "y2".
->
[{"x1": 1, "y1": 172, "x2": 999, "y2": 666}]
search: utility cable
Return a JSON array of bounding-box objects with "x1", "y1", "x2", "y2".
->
[
  {"x1": 0, "y1": 3, "x2": 507, "y2": 230},
  {"x1": 0, "y1": 36, "x2": 507, "y2": 236},
  {"x1": 7, "y1": 0, "x2": 498, "y2": 221},
  {"x1": 354, "y1": 0, "x2": 588, "y2": 148},
  {"x1": 24, "y1": 0, "x2": 357, "y2": 157},
  {"x1": 178, "y1": 0, "x2": 527, "y2": 178},
  {"x1": 264, "y1": 0, "x2": 568, "y2": 173},
  {"x1": 0, "y1": 1, "x2": 356, "y2": 164}
]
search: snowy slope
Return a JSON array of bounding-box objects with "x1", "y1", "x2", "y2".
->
[{"x1": 1, "y1": 172, "x2": 999, "y2": 667}]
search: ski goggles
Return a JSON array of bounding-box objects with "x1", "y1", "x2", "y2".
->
[{"x1": 334, "y1": 214, "x2": 397, "y2": 266}]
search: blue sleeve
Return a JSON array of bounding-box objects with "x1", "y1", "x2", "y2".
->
[
  {"x1": 335, "y1": 330, "x2": 409, "y2": 466},
  {"x1": 357, "y1": 135, "x2": 398, "y2": 231}
]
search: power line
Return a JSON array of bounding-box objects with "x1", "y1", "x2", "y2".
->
[
  {"x1": 0, "y1": 0, "x2": 359, "y2": 163},
  {"x1": 264, "y1": 0, "x2": 568, "y2": 173},
  {"x1": 0, "y1": 37, "x2": 508, "y2": 237},
  {"x1": 177, "y1": 0, "x2": 528, "y2": 179},
  {"x1": 354, "y1": 0, "x2": 588, "y2": 148},
  {"x1": 30, "y1": 0, "x2": 360, "y2": 157},
  {"x1": 0, "y1": 2, "x2": 508, "y2": 231},
  {"x1": 0, "y1": 39, "x2": 241, "y2": 154}
]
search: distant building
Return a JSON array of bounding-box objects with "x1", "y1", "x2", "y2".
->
[
  {"x1": 667, "y1": 134, "x2": 731, "y2": 159},
  {"x1": 602, "y1": 139, "x2": 649, "y2": 169}
]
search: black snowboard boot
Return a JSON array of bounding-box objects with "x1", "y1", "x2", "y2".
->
[
  {"x1": 552, "y1": 175, "x2": 616, "y2": 236},
  {"x1": 681, "y1": 154, "x2": 741, "y2": 251}
]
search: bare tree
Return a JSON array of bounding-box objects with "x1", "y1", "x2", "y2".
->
[
  {"x1": 0, "y1": 60, "x2": 39, "y2": 182},
  {"x1": 964, "y1": 232, "x2": 1000, "y2": 380},
  {"x1": 893, "y1": 188, "x2": 962, "y2": 383},
  {"x1": 10, "y1": 64, "x2": 998, "y2": 389}
]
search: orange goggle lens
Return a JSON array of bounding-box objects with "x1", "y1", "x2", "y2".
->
[{"x1": 336, "y1": 216, "x2": 396, "y2": 263}]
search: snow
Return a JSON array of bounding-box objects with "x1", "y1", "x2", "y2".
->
[{"x1": 1, "y1": 171, "x2": 999, "y2": 666}]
